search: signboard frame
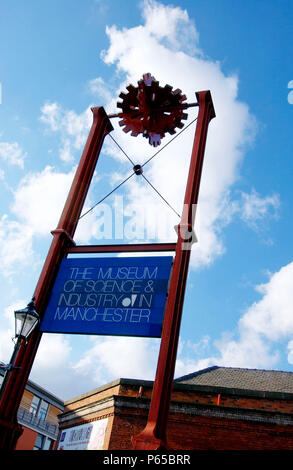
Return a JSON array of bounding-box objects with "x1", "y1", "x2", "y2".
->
[{"x1": 40, "y1": 255, "x2": 173, "y2": 338}]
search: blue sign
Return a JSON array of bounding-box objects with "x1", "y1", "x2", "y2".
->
[{"x1": 40, "y1": 256, "x2": 173, "y2": 338}]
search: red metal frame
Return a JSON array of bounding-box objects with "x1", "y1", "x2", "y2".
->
[
  {"x1": 0, "y1": 90, "x2": 215, "y2": 451},
  {"x1": 132, "y1": 90, "x2": 215, "y2": 449},
  {"x1": 0, "y1": 107, "x2": 113, "y2": 449}
]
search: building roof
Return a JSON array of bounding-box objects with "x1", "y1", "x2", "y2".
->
[
  {"x1": 64, "y1": 366, "x2": 293, "y2": 405},
  {"x1": 175, "y1": 366, "x2": 293, "y2": 394}
]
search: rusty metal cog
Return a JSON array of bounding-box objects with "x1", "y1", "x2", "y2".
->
[{"x1": 117, "y1": 73, "x2": 189, "y2": 147}]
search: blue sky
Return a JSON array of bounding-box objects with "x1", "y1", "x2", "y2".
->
[{"x1": 0, "y1": 0, "x2": 293, "y2": 400}]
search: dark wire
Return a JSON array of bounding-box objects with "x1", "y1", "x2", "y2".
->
[
  {"x1": 79, "y1": 115, "x2": 198, "y2": 220},
  {"x1": 141, "y1": 116, "x2": 198, "y2": 168},
  {"x1": 79, "y1": 171, "x2": 135, "y2": 219},
  {"x1": 108, "y1": 133, "x2": 135, "y2": 166},
  {"x1": 141, "y1": 174, "x2": 181, "y2": 218}
]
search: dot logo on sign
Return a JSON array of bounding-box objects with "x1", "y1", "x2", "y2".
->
[
  {"x1": 122, "y1": 295, "x2": 137, "y2": 307},
  {"x1": 288, "y1": 80, "x2": 293, "y2": 104}
]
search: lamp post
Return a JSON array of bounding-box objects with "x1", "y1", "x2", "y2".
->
[{"x1": 0, "y1": 298, "x2": 40, "y2": 403}]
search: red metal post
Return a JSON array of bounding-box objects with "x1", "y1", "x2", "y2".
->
[
  {"x1": 0, "y1": 107, "x2": 113, "y2": 449},
  {"x1": 132, "y1": 91, "x2": 215, "y2": 449}
]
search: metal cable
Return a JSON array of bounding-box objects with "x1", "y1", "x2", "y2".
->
[
  {"x1": 79, "y1": 171, "x2": 135, "y2": 219},
  {"x1": 141, "y1": 116, "x2": 198, "y2": 168},
  {"x1": 141, "y1": 174, "x2": 181, "y2": 218},
  {"x1": 79, "y1": 115, "x2": 198, "y2": 220},
  {"x1": 108, "y1": 133, "x2": 135, "y2": 166}
]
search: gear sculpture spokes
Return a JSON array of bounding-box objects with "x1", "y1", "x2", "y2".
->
[{"x1": 116, "y1": 73, "x2": 192, "y2": 147}]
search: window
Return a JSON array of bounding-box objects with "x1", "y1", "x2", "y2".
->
[
  {"x1": 29, "y1": 395, "x2": 50, "y2": 420},
  {"x1": 33, "y1": 433, "x2": 45, "y2": 450},
  {"x1": 43, "y1": 438, "x2": 54, "y2": 450},
  {"x1": 33, "y1": 434, "x2": 54, "y2": 450},
  {"x1": 30, "y1": 396, "x2": 41, "y2": 416},
  {"x1": 38, "y1": 401, "x2": 49, "y2": 421}
]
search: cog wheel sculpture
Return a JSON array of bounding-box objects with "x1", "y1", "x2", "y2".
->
[{"x1": 117, "y1": 73, "x2": 189, "y2": 147}]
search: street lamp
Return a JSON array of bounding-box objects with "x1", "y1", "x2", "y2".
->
[
  {"x1": 0, "y1": 297, "x2": 40, "y2": 399},
  {"x1": 14, "y1": 297, "x2": 40, "y2": 341}
]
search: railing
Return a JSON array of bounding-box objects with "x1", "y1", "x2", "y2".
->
[{"x1": 17, "y1": 407, "x2": 59, "y2": 439}]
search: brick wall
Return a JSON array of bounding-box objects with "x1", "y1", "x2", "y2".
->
[
  {"x1": 64, "y1": 382, "x2": 121, "y2": 413},
  {"x1": 108, "y1": 407, "x2": 146, "y2": 450},
  {"x1": 119, "y1": 383, "x2": 293, "y2": 414},
  {"x1": 58, "y1": 380, "x2": 293, "y2": 450},
  {"x1": 168, "y1": 411, "x2": 293, "y2": 450},
  {"x1": 108, "y1": 405, "x2": 293, "y2": 450}
]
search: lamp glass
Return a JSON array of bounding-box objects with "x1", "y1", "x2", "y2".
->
[{"x1": 14, "y1": 302, "x2": 39, "y2": 340}]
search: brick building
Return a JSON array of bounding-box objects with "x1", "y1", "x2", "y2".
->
[
  {"x1": 0, "y1": 366, "x2": 64, "y2": 450},
  {"x1": 57, "y1": 366, "x2": 293, "y2": 450}
]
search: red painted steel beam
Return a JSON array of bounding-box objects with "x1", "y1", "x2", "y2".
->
[
  {"x1": 132, "y1": 91, "x2": 215, "y2": 449},
  {"x1": 0, "y1": 107, "x2": 113, "y2": 450},
  {"x1": 66, "y1": 242, "x2": 177, "y2": 254}
]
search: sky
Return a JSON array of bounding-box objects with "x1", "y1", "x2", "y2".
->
[{"x1": 0, "y1": 0, "x2": 293, "y2": 401}]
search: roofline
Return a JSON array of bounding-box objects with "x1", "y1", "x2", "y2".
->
[
  {"x1": 63, "y1": 378, "x2": 131, "y2": 405},
  {"x1": 0, "y1": 365, "x2": 64, "y2": 408},
  {"x1": 59, "y1": 394, "x2": 293, "y2": 429},
  {"x1": 174, "y1": 365, "x2": 219, "y2": 383},
  {"x1": 64, "y1": 376, "x2": 293, "y2": 405},
  {"x1": 3, "y1": 363, "x2": 293, "y2": 405},
  {"x1": 25, "y1": 378, "x2": 64, "y2": 409},
  {"x1": 175, "y1": 365, "x2": 293, "y2": 383}
]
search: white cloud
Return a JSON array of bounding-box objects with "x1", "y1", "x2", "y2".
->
[
  {"x1": 176, "y1": 261, "x2": 293, "y2": 373},
  {"x1": 73, "y1": 336, "x2": 160, "y2": 386},
  {"x1": 239, "y1": 189, "x2": 280, "y2": 229},
  {"x1": 10, "y1": 161, "x2": 112, "y2": 247},
  {"x1": 59, "y1": 138, "x2": 74, "y2": 163},
  {"x1": 0, "y1": 215, "x2": 34, "y2": 276},
  {"x1": 40, "y1": 102, "x2": 92, "y2": 163},
  {"x1": 240, "y1": 262, "x2": 293, "y2": 341},
  {"x1": 0, "y1": 166, "x2": 77, "y2": 279},
  {"x1": 0, "y1": 141, "x2": 27, "y2": 168},
  {"x1": 88, "y1": 76, "x2": 114, "y2": 103},
  {"x1": 39, "y1": 102, "x2": 62, "y2": 132},
  {"x1": 99, "y1": 0, "x2": 257, "y2": 269},
  {"x1": 212, "y1": 331, "x2": 279, "y2": 369},
  {"x1": 11, "y1": 165, "x2": 75, "y2": 236},
  {"x1": 32, "y1": 333, "x2": 72, "y2": 371},
  {"x1": 141, "y1": 0, "x2": 200, "y2": 55},
  {"x1": 29, "y1": 333, "x2": 74, "y2": 399}
]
